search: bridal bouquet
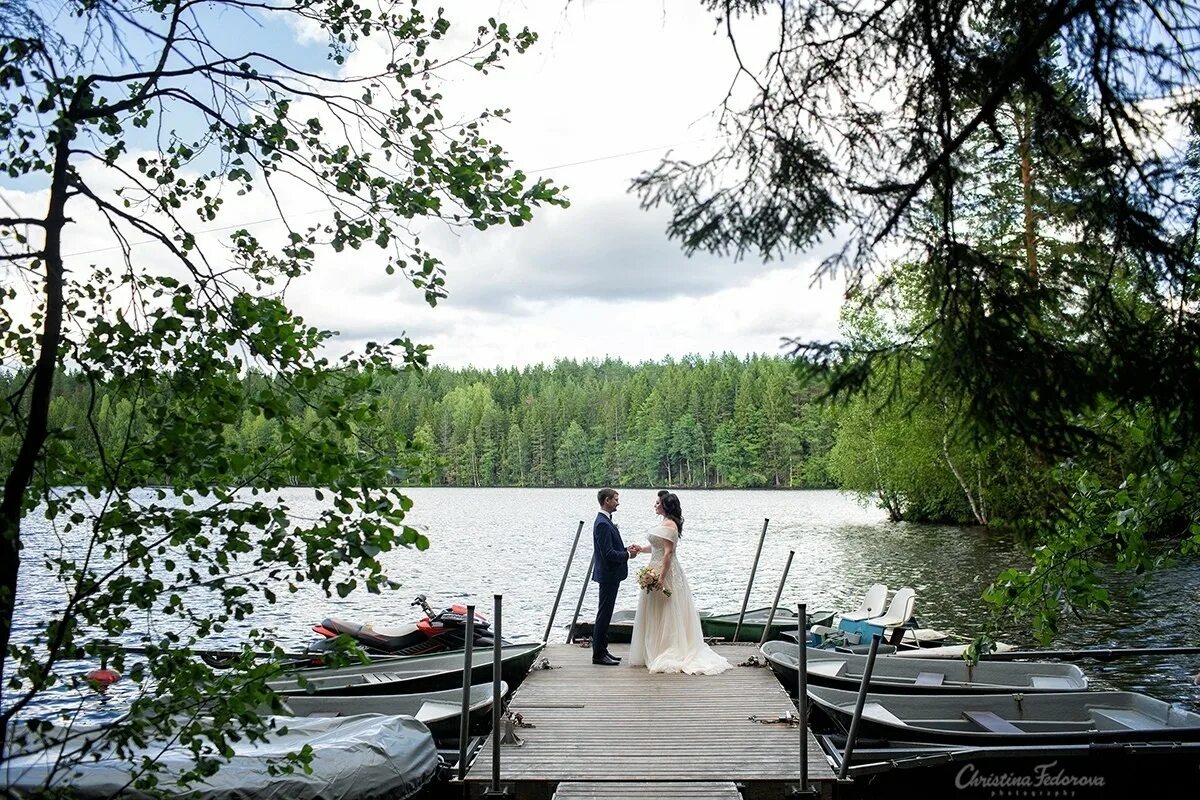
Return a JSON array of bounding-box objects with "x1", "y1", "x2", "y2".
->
[{"x1": 636, "y1": 565, "x2": 671, "y2": 597}]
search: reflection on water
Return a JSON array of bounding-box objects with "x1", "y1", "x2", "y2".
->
[{"x1": 11, "y1": 488, "x2": 1200, "y2": 724}]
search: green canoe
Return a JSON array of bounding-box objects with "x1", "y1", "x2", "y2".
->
[{"x1": 699, "y1": 606, "x2": 835, "y2": 642}]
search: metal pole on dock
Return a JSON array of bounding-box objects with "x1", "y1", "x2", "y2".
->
[
  {"x1": 798, "y1": 602, "x2": 810, "y2": 794},
  {"x1": 544, "y1": 521, "x2": 585, "y2": 642},
  {"x1": 838, "y1": 633, "x2": 882, "y2": 781},
  {"x1": 732, "y1": 518, "x2": 769, "y2": 642},
  {"x1": 759, "y1": 550, "x2": 795, "y2": 647},
  {"x1": 567, "y1": 553, "x2": 595, "y2": 644},
  {"x1": 457, "y1": 605, "x2": 476, "y2": 781},
  {"x1": 490, "y1": 594, "x2": 503, "y2": 795}
]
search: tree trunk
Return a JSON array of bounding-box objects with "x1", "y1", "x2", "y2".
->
[
  {"x1": 0, "y1": 131, "x2": 73, "y2": 758},
  {"x1": 1018, "y1": 99, "x2": 1038, "y2": 281},
  {"x1": 943, "y1": 430, "x2": 987, "y2": 526}
]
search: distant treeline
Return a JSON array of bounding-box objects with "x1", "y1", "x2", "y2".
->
[{"x1": 1, "y1": 355, "x2": 838, "y2": 490}]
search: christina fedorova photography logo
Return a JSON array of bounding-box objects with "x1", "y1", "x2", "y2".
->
[{"x1": 955, "y1": 761, "x2": 1106, "y2": 794}]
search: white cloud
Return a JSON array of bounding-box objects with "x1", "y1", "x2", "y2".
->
[
  {"x1": 288, "y1": 0, "x2": 842, "y2": 367},
  {"x1": 6, "y1": 1, "x2": 846, "y2": 372}
]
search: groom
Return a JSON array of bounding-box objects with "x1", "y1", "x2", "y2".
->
[{"x1": 591, "y1": 488, "x2": 639, "y2": 666}]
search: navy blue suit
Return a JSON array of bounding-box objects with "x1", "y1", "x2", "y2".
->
[{"x1": 592, "y1": 511, "x2": 630, "y2": 658}]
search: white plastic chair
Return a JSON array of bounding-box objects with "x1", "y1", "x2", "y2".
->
[
  {"x1": 840, "y1": 583, "x2": 888, "y2": 622},
  {"x1": 866, "y1": 586, "x2": 916, "y2": 628}
]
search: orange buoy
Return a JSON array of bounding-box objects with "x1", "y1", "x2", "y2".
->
[{"x1": 85, "y1": 668, "x2": 121, "y2": 690}]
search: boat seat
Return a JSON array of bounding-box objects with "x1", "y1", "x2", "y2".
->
[
  {"x1": 963, "y1": 710, "x2": 1022, "y2": 734},
  {"x1": 914, "y1": 671, "x2": 945, "y2": 686},
  {"x1": 1090, "y1": 708, "x2": 1160, "y2": 731},
  {"x1": 1031, "y1": 675, "x2": 1078, "y2": 690},
  {"x1": 415, "y1": 701, "x2": 460, "y2": 723},
  {"x1": 841, "y1": 583, "x2": 888, "y2": 622},
  {"x1": 808, "y1": 660, "x2": 848, "y2": 678},
  {"x1": 362, "y1": 672, "x2": 399, "y2": 684},
  {"x1": 865, "y1": 587, "x2": 917, "y2": 629},
  {"x1": 861, "y1": 702, "x2": 906, "y2": 726}
]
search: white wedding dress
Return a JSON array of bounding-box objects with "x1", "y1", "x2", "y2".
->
[{"x1": 627, "y1": 523, "x2": 731, "y2": 675}]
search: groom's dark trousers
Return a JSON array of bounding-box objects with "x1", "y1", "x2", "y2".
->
[{"x1": 592, "y1": 511, "x2": 630, "y2": 660}]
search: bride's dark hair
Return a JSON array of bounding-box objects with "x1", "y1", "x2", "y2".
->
[{"x1": 661, "y1": 492, "x2": 684, "y2": 536}]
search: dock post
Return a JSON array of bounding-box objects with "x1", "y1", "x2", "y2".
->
[
  {"x1": 759, "y1": 550, "x2": 795, "y2": 646},
  {"x1": 732, "y1": 518, "x2": 769, "y2": 642},
  {"x1": 838, "y1": 633, "x2": 882, "y2": 780},
  {"x1": 567, "y1": 553, "x2": 596, "y2": 643},
  {"x1": 544, "y1": 521, "x2": 585, "y2": 642},
  {"x1": 791, "y1": 602, "x2": 819, "y2": 797},
  {"x1": 457, "y1": 604, "x2": 476, "y2": 781},
  {"x1": 484, "y1": 594, "x2": 509, "y2": 797}
]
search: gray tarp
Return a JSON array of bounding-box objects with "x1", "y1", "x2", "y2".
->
[{"x1": 1, "y1": 713, "x2": 439, "y2": 799}]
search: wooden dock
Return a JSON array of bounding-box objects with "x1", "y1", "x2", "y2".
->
[{"x1": 463, "y1": 642, "x2": 835, "y2": 800}]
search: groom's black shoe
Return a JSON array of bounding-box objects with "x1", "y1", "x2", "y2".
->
[
  {"x1": 605, "y1": 652, "x2": 622, "y2": 663},
  {"x1": 592, "y1": 654, "x2": 620, "y2": 666}
]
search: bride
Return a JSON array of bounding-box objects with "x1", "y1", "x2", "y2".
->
[{"x1": 627, "y1": 492, "x2": 731, "y2": 675}]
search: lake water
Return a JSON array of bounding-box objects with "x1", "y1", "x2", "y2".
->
[{"x1": 11, "y1": 488, "x2": 1200, "y2": 721}]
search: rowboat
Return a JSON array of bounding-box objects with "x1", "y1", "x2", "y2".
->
[
  {"x1": 806, "y1": 685, "x2": 1200, "y2": 746},
  {"x1": 574, "y1": 607, "x2": 836, "y2": 644},
  {"x1": 281, "y1": 681, "x2": 505, "y2": 743},
  {"x1": 268, "y1": 641, "x2": 544, "y2": 696},
  {"x1": 762, "y1": 641, "x2": 1088, "y2": 694},
  {"x1": 570, "y1": 609, "x2": 636, "y2": 643},
  {"x1": 699, "y1": 607, "x2": 836, "y2": 642},
  {"x1": 1, "y1": 714, "x2": 439, "y2": 799}
]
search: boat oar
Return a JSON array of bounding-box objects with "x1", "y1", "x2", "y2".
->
[
  {"x1": 544, "y1": 520, "x2": 585, "y2": 642},
  {"x1": 732, "y1": 518, "x2": 769, "y2": 643},
  {"x1": 980, "y1": 645, "x2": 1200, "y2": 662},
  {"x1": 758, "y1": 550, "x2": 795, "y2": 647}
]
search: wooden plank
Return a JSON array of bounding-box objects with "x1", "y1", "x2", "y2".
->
[
  {"x1": 465, "y1": 643, "x2": 834, "y2": 788},
  {"x1": 553, "y1": 781, "x2": 742, "y2": 799}
]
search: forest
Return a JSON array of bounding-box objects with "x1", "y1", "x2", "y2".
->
[
  {"x1": 4, "y1": 345, "x2": 1158, "y2": 533},
  {"x1": 0, "y1": 355, "x2": 838, "y2": 491}
]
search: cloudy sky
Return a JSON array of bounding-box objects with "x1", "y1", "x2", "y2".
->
[
  {"x1": 291, "y1": 0, "x2": 848, "y2": 369},
  {"x1": 8, "y1": 1, "x2": 848, "y2": 371}
]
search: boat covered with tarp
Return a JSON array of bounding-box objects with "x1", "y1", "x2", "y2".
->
[{"x1": 0, "y1": 713, "x2": 438, "y2": 799}]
